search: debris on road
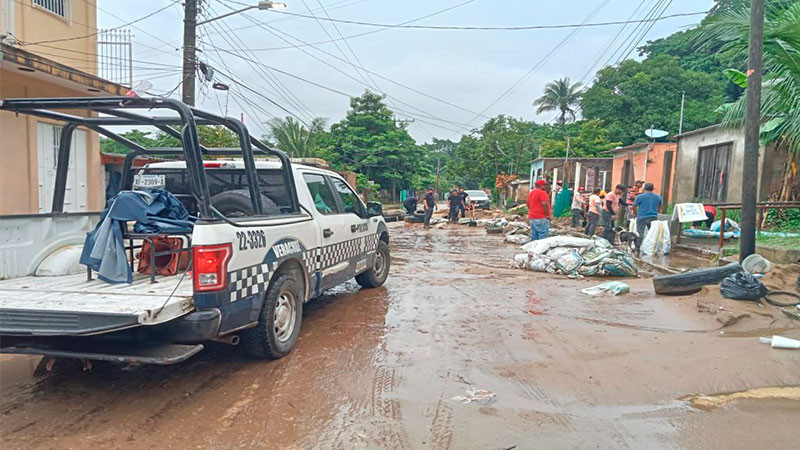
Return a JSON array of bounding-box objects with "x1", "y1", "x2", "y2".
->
[
  {"x1": 452, "y1": 388, "x2": 496, "y2": 404},
  {"x1": 512, "y1": 236, "x2": 638, "y2": 277},
  {"x1": 720, "y1": 272, "x2": 768, "y2": 301},
  {"x1": 759, "y1": 335, "x2": 800, "y2": 350},
  {"x1": 741, "y1": 254, "x2": 772, "y2": 274},
  {"x1": 640, "y1": 220, "x2": 671, "y2": 256},
  {"x1": 652, "y1": 263, "x2": 743, "y2": 295},
  {"x1": 581, "y1": 281, "x2": 631, "y2": 296},
  {"x1": 506, "y1": 234, "x2": 530, "y2": 245}
]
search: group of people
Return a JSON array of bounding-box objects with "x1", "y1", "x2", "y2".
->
[
  {"x1": 404, "y1": 187, "x2": 472, "y2": 229},
  {"x1": 527, "y1": 178, "x2": 665, "y2": 253}
]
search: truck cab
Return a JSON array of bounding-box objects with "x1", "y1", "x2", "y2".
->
[{"x1": 0, "y1": 97, "x2": 390, "y2": 364}]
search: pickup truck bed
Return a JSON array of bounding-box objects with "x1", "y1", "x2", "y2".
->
[{"x1": 0, "y1": 272, "x2": 193, "y2": 335}]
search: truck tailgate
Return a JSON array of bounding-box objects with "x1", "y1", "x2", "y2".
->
[{"x1": 0, "y1": 272, "x2": 194, "y2": 335}]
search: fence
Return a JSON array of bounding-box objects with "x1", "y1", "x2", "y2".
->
[{"x1": 97, "y1": 29, "x2": 133, "y2": 87}]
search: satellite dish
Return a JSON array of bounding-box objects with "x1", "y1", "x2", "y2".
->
[{"x1": 645, "y1": 129, "x2": 669, "y2": 139}]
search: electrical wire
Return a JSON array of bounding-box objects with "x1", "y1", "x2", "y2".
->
[{"x1": 266, "y1": 8, "x2": 707, "y2": 31}]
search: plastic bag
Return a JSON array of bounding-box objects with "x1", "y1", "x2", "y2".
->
[
  {"x1": 640, "y1": 220, "x2": 671, "y2": 256},
  {"x1": 720, "y1": 272, "x2": 767, "y2": 301},
  {"x1": 581, "y1": 281, "x2": 630, "y2": 296}
]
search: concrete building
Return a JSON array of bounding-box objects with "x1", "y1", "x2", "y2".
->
[
  {"x1": 529, "y1": 157, "x2": 613, "y2": 192},
  {"x1": 1, "y1": 0, "x2": 126, "y2": 215},
  {"x1": 609, "y1": 142, "x2": 677, "y2": 207},
  {"x1": 673, "y1": 125, "x2": 796, "y2": 204}
]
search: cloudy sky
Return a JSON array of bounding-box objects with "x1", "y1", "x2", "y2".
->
[{"x1": 98, "y1": 0, "x2": 715, "y2": 142}]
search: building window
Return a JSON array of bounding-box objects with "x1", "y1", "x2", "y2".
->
[
  {"x1": 695, "y1": 142, "x2": 732, "y2": 202},
  {"x1": 33, "y1": 0, "x2": 68, "y2": 18}
]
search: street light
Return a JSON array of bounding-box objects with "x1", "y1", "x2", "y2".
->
[{"x1": 197, "y1": 1, "x2": 288, "y2": 26}]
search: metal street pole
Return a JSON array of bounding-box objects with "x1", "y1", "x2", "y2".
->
[
  {"x1": 740, "y1": 0, "x2": 765, "y2": 258},
  {"x1": 181, "y1": 0, "x2": 198, "y2": 106}
]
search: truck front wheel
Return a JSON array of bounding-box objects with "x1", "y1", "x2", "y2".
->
[
  {"x1": 241, "y1": 272, "x2": 303, "y2": 359},
  {"x1": 355, "y1": 240, "x2": 390, "y2": 288}
]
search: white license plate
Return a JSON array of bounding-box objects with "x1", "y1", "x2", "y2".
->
[{"x1": 133, "y1": 174, "x2": 165, "y2": 190}]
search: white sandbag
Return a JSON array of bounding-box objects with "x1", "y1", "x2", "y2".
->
[
  {"x1": 554, "y1": 250, "x2": 584, "y2": 274},
  {"x1": 528, "y1": 256, "x2": 550, "y2": 272},
  {"x1": 640, "y1": 220, "x2": 671, "y2": 256},
  {"x1": 511, "y1": 253, "x2": 530, "y2": 268},
  {"x1": 506, "y1": 234, "x2": 531, "y2": 245},
  {"x1": 521, "y1": 236, "x2": 596, "y2": 255}
]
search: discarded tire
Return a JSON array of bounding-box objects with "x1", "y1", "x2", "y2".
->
[
  {"x1": 486, "y1": 226, "x2": 504, "y2": 234},
  {"x1": 652, "y1": 263, "x2": 743, "y2": 295},
  {"x1": 404, "y1": 214, "x2": 424, "y2": 223},
  {"x1": 764, "y1": 290, "x2": 800, "y2": 307},
  {"x1": 720, "y1": 272, "x2": 767, "y2": 301}
]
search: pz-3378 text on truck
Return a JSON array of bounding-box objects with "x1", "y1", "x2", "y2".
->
[{"x1": 0, "y1": 97, "x2": 390, "y2": 364}]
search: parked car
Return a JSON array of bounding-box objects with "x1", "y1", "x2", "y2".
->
[
  {"x1": 0, "y1": 97, "x2": 390, "y2": 365},
  {"x1": 466, "y1": 190, "x2": 490, "y2": 209}
]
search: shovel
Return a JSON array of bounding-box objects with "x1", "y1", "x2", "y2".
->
[{"x1": 468, "y1": 202, "x2": 478, "y2": 227}]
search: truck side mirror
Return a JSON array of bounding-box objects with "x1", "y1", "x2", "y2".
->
[{"x1": 366, "y1": 201, "x2": 383, "y2": 217}]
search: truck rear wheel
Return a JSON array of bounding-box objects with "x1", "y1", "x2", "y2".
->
[
  {"x1": 241, "y1": 272, "x2": 303, "y2": 359},
  {"x1": 211, "y1": 190, "x2": 280, "y2": 217},
  {"x1": 356, "y1": 240, "x2": 390, "y2": 288}
]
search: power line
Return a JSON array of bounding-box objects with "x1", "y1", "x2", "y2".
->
[
  {"x1": 266, "y1": 9, "x2": 707, "y2": 31},
  {"x1": 237, "y1": 0, "x2": 478, "y2": 52},
  {"x1": 459, "y1": 0, "x2": 613, "y2": 133}
]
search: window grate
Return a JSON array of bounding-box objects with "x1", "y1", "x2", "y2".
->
[{"x1": 34, "y1": 0, "x2": 67, "y2": 18}]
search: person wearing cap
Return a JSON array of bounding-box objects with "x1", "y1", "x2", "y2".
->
[
  {"x1": 571, "y1": 187, "x2": 585, "y2": 228},
  {"x1": 527, "y1": 179, "x2": 551, "y2": 240},
  {"x1": 423, "y1": 187, "x2": 437, "y2": 229},
  {"x1": 447, "y1": 189, "x2": 462, "y2": 223},
  {"x1": 633, "y1": 183, "x2": 663, "y2": 253}
]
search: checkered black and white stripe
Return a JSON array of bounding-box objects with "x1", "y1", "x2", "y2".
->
[
  {"x1": 319, "y1": 235, "x2": 380, "y2": 270},
  {"x1": 229, "y1": 263, "x2": 271, "y2": 302},
  {"x1": 302, "y1": 248, "x2": 321, "y2": 274}
]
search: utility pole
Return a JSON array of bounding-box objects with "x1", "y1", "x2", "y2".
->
[
  {"x1": 182, "y1": 0, "x2": 198, "y2": 106},
  {"x1": 678, "y1": 92, "x2": 686, "y2": 135},
  {"x1": 740, "y1": 0, "x2": 765, "y2": 259},
  {"x1": 435, "y1": 156, "x2": 441, "y2": 193}
]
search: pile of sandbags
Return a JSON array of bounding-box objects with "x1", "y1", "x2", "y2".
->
[{"x1": 511, "y1": 236, "x2": 638, "y2": 277}]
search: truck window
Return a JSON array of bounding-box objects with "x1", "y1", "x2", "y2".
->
[
  {"x1": 302, "y1": 173, "x2": 339, "y2": 215},
  {"x1": 331, "y1": 178, "x2": 365, "y2": 217}
]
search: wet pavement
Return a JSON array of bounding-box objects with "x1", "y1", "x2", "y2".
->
[{"x1": 1, "y1": 222, "x2": 799, "y2": 449}]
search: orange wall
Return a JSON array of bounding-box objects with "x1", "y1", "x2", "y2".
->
[
  {"x1": 611, "y1": 143, "x2": 677, "y2": 202},
  {"x1": 0, "y1": 68, "x2": 103, "y2": 214}
]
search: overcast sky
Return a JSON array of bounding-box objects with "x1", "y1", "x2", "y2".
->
[{"x1": 98, "y1": 0, "x2": 715, "y2": 142}]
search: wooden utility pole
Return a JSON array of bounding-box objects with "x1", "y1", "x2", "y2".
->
[
  {"x1": 182, "y1": 0, "x2": 198, "y2": 106},
  {"x1": 740, "y1": 0, "x2": 765, "y2": 258}
]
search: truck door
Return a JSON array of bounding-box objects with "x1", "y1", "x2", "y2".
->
[
  {"x1": 329, "y1": 177, "x2": 374, "y2": 279},
  {"x1": 301, "y1": 173, "x2": 353, "y2": 290}
]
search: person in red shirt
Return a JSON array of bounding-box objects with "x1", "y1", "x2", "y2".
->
[
  {"x1": 692, "y1": 204, "x2": 717, "y2": 229},
  {"x1": 527, "y1": 179, "x2": 552, "y2": 241}
]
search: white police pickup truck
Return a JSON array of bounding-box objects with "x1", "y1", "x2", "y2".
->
[{"x1": 0, "y1": 97, "x2": 390, "y2": 364}]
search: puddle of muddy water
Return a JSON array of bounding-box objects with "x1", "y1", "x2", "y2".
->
[{"x1": 684, "y1": 386, "x2": 800, "y2": 411}]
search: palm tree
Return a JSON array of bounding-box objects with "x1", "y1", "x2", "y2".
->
[
  {"x1": 533, "y1": 77, "x2": 584, "y2": 125},
  {"x1": 695, "y1": 2, "x2": 800, "y2": 200},
  {"x1": 266, "y1": 116, "x2": 327, "y2": 158}
]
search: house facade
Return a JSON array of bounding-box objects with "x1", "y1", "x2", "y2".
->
[
  {"x1": 610, "y1": 142, "x2": 677, "y2": 207},
  {"x1": 529, "y1": 157, "x2": 613, "y2": 192},
  {"x1": 1, "y1": 0, "x2": 126, "y2": 215},
  {"x1": 673, "y1": 125, "x2": 795, "y2": 204}
]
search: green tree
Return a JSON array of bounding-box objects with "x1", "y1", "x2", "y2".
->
[
  {"x1": 581, "y1": 54, "x2": 727, "y2": 144},
  {"x1": 326, "y1": 91, "x2": 429, "y2": 198},
  {"x1": 533, "y1": 77, "x2": 584, "y2": 125},
  {"x1": 695, "y1": 2, "x2": 800, "y2": 149},
  {"x1": 266, "y1": 116, "x2": 328, "y2": 158}
]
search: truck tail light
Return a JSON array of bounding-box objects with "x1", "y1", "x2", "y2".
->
[{"x1": 193, "y1": 244, "x2": 232, "y2": 292}]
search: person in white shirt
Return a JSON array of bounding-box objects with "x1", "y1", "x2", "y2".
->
[{"x1": 571, "y1": 187, "x2": 585, "y2": 228}]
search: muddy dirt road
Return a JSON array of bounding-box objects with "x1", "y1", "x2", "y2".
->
[{"x1": 2, "y1": 222, "x2": 799, "y2": 449}]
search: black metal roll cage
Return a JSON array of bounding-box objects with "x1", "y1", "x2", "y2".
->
[{"x1": 0, "y1": 96, "x2": 300, "y2": 219}]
